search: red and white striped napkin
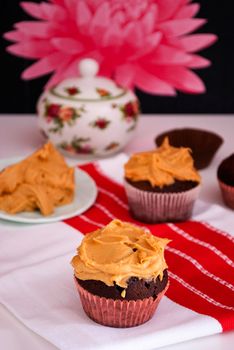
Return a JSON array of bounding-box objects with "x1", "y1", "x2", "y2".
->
[{"x1": 0, "y1": 154, "x2": 233, "y2": 350}]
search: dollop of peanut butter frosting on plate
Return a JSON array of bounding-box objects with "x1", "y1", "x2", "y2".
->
[
  {"x1": 124, "y1": 137, "x2": 201, "y2": 188},
  {"x1": 0, "y1": 142, "x2": 75, "y2": 216},
  {"x1": 71, "y1": 219, "x2": 170, "y2": 288}
]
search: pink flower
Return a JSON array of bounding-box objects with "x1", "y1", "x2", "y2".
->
[
  {"x1": 4, "y1": 0, "x2": 217, "y2": 95},
  {"x1": 58, "y1": 107, "x2": 74, "y2": 121},
  {"x1": 47, "y1": 104, "x2": 60, "y2": 117}
]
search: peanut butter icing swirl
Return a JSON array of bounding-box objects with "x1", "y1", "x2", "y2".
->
[
  {"x1": 124, "y1": 137, "x2": 201, "y2": 187},
  {"x1": 0, "y1": 142, "x2": 75, "y2": 216},
  {"x1": 71, "y1": 219, "x2": 170, "y2": 288}
]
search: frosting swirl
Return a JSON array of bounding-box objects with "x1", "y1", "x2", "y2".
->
[
  {"x1": 71, "y1": 219, "x2": 170, "y2": 288},
  {"x1": 124, "y1": 137, "x2": 201, "y2": 187}
]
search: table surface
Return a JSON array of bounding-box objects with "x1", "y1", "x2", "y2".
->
[{"x1": 0, "y1": 114, "x2": 233, "y2": 350}]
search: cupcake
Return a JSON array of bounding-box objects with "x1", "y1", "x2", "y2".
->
[
  {"x1": 71, "y1": 219, "x2": 170, "y2": 328},
  {"x1": 217, "y1": 153, "x2": 234, "y2": 209},
  {"x1": 124, "y1": 137, "x2": 201, "y2": 223},
  {"x1": 155, "y1": 128, "x2": 223, "y2": 169}
]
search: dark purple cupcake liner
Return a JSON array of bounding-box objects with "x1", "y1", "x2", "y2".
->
[
  {"x1": 218, "y1": 180, "x2": 234, "y2": 210},
  {"x1": 155, "y1": 128, "x2": 223, "y2": 170},
  {"x1": 124, "y1": 180, "x2": 201, "y2": 223},
  {"x1": 75, "y1": 278, "x2": 169, "y2": 328}
]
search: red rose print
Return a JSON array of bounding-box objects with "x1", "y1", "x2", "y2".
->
[
  {"x1": 66, "y1": 87, "x2": 80, "y2": 95},
  {"x1": 105, "y1": 142, "x2": 119, "y2": 151},
  {"x1": 124, "y1": 101, "x2": 138, "y2": 117},
  {"x1": 91, "y1": 118, "x2": 110, "y2": 129},
  {"x1": 96, "y1": 88, "x2": 111, "y2": 97},
  {"x1": 120, "y1": 100, "x2": 139, "y2": 127},
  {"x1": 59, "y1": 107, "x2": 74, "y2": 121},
  {"x1": 60, "y1": 138, "x2": 94, "y2": 155},
  {"x1": 47, "y1": 104, "x2": 60, "y2": 117},
  {"x1": 79, "y1": 145, "x2": 93, "y2": 154},
  {"x1": 64, "y1": 145, "x2": 76, "y2": 154}
]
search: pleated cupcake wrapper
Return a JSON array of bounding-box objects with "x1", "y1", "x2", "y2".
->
[
  {"x1": 218, "y1": 180, "x2": 234, "y2": 210},
  {"x1": 124, "y1": 180, "x2": 201, "y2": 223},
  {"x1": 75, "y1": 279, "x2": 169, "y2": 328}
]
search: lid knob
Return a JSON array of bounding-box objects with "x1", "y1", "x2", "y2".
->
[{"x1": 79, "y1": 58, "x2": 99, "y2": 78}]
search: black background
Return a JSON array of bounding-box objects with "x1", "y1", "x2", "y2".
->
[{"x1": 0, "y1": 0, "x2": 234, "y2": 114}]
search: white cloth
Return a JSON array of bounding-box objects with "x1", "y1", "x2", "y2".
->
[{"x1": 1, "y1": 154, "x2": 233, "y2": 350}]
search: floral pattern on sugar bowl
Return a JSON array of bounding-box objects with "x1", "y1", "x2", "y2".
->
[
  {"x1": 37, "y1": 58, "x2": 140, "y2": 158},
  {"x1": 43, "y1": 101, "x2": 85, "y2": 134}
]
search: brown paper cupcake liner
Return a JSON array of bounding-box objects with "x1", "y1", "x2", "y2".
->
[
  {"x1": 124, "y1": 180, "x2": 201, "y2": 223},
  {"x1": 218, "y1": 180, "x2": 234, "y2": 210},
  {"x1": 155, "y1": 128, "x2": 223, "y2": 170},
  {"x1": 75, "y1": 278, "x2": 169, "y2": 328}
]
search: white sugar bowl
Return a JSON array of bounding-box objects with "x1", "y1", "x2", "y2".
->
[{"x1": 37, "y1": 58, "x2": 140, "y2": 158}]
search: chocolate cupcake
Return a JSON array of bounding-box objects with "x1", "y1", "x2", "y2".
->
[
  {"x1": 217, "y1": 153, "x2": 234, "y2": 209},
  {"x1": 124, "y1": 138, "x2": 201, "y2": 223},
  {"x1": 155, "y1": 128, "x2": 223, "y2": 169},
  {"x1": 71, "y1": 219, "x2": 170, "y2": 327}
]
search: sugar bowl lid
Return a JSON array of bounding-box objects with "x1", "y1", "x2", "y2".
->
[{"x1": 50, "y1": 58, "x2": 126, "y2": 101}]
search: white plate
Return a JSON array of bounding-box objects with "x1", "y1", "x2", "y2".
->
[{"x1": 0, "y1": 157, "x2": 97, "y2": 224}]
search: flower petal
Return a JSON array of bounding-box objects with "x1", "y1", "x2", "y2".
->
[
  {"x1": 14, "y1": 21, "x2": 56, "y2": 38},
  {"x1": 135, "y1": 66, "x2": 176, "y2": 95},
  {"x1": 115, "y1": 64, "x2": 136, "y2": 88},
  {"x1": 102, "y1": 22, "x2": 123, "y2": 47},
  {"x1": 44, "y1": 70, "x2": 66, "y2": 90},
  {"x1": 45, "y1": 58, "x2": 77, "y2": 89},
  {"x1": 20, "y1": 2, "x2": 45, "y2": 20},
  {"x1": 3, "y1": 30, "x2": 28, "y2": 42},
  {"x1": 186, "y1": 55, "x2": 211, "y2": 68},
  {"x1": 76, "y1": 1, "x2": 92, "y2": 28},
  {"x1": 130, "y1": 32, "x2": 162, "y2": 59},
  {"x1": 21, "y1": 1, "x2": 66, "y2": 21},
  {"x1": 59, "y1": 59, "x2": 79, "y2": 78},
  {"x1": 175, "y1": 3, "x2": 200, "y2": 19},
  {"x1": 40, "y1": 3, "x2": 67, "y2": 21},
  {"x1": 7, "y1": 41, "x2": 54, "y2": 59},
  {"x1": 150, "y1": 44, "x2": 191, "y2": 64},
  {"x1": 89, "y1": 1, "x2": 111, "y2": 42},
  {"x1": 123, "y1": 22, "x2": 144, "y2": 48},
  {"x1": 21, "y1": 52, "x2": 70, "y2": 79},
  {"x1": 51, "y1": 38, "x2": 83, "y2": 54},
  {"x1": 157, "y1": 0, "x2": 184, "y2": 22},
  {"x1": 141, "y1": 4, "x2": 158, "y2": 34},
  {"x1": 179, "y1": 34, "x2": 218, "y2": 52},
  {"x1": 64, "y1": 0, "x2": 78, "y2": 16},
  {"x1": 92, "y1": 1, "x2": 110, "y2": 26},
  {"x1": 49, "y1": 0, "x2": 65, "y2": 4},
  {"x1": 158, "y1": 18, "x2": 206, "y2": 37},
  {"x1": 112, "y1": 11, "x2": 125, "y2": 26},
  {"x1": 154, "y1": 66, "x2": 206, "y2": 93}
]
